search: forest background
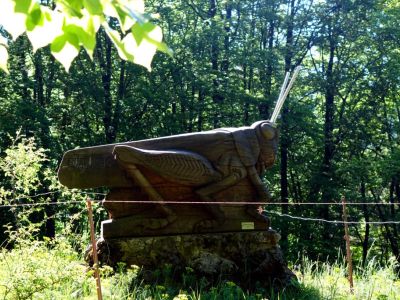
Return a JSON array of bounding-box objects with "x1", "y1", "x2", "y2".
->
[{"x1": 0, "y1": 0, "x2": 399, "y2": 272}]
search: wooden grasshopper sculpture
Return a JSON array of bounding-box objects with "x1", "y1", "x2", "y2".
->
[{"x1": 58, "y1": 68, "x2": 299, "y2": 237}]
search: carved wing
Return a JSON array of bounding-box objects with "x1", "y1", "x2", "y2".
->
[{"x1": 113, "y1": 145, "x2": 221, "y2": 186}]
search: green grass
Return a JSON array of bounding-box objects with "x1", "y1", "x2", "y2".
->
[
  {"x1": 292, "y1": 257, "x2": 400, "y2": 300},
  {"x1": 0, "y1": 237, "x2": 399, "y2": 300}
]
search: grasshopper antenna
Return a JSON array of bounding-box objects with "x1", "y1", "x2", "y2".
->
[{"x1": 270, "y1": 66, "x2": 301, "y2": 124}]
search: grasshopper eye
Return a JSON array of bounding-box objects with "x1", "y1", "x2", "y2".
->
[{"x1": 260, "y1": 123, "x2": 275, "y2": 140}]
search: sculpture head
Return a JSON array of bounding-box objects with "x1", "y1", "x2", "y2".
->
[{"x1": 251, "y1": 121, "x2": 279, "y2": 173}]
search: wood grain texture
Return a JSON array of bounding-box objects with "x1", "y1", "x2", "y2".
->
[{"x1": 59, "y1": 121, "x2": 278, "y2": 236}]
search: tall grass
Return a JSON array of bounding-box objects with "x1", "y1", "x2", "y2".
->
[
  {"x1": 293, "y1": 256, "x2": 400, "y2": 300},
  {"x1": 0, "y1": 237, "x2": 399, "y2": 299}
]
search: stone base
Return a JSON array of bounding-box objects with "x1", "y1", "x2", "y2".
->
[{"x1": 88, "y1": 230, "x2": 296, "y2": 290}]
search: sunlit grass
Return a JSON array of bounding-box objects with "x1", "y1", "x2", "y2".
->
[
  {"x1": 293, "y1": 256, "x2": 400, "y2": 300},
  {"x1": 0, "y1": 237, "x2": 399, "y2": 299}
]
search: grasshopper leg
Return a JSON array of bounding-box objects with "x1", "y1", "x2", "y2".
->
[{"x1": 194, "y1": 170, "x2": 246, "y2": 231}]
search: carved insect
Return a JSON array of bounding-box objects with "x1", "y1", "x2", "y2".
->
[
  {"x1": 59, "y1": 68, "x2": 299, "y2": 231},
  {"x1": 58, "y1": 120, "x2": 278, "y2": 229}
]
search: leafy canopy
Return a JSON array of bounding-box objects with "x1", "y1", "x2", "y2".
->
[{"x1": 0, "y1": 0, "x2": 172, "y2": 72}]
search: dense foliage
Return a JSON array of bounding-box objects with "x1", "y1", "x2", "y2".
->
[{"x1": 0, "y1": 0, "x2": 399, "y2": 271}]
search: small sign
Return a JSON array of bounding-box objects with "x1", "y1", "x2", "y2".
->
[{"x1": 241, "y1": 222, "x2": 254, "y2": 230}]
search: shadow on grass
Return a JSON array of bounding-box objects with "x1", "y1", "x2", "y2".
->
[
  {"x1": 115, "y1": 263, "x2": 324, "y2": 299},
  {"x1": 143, "y1": 274, "x2": 323, "y2": 300},
  {"x1": 266, "y1": 280, "x2": 323, "y2": 300}
]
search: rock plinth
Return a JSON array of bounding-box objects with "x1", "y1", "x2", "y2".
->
[{"x1": 88, "y1": 230, "x2": 295, "y2": 289}]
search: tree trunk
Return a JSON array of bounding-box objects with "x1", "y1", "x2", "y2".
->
[
  {"x1": 33, "y1": 51, "x2": 44, "y2": 106},
  {"x1": 258, "y1": 0, "x2": 275, "y2": 119},
  {"x1": 280, "y1": 0, "x2": 295, "y2": 250},
  {"x1": 209, "y1": 0, "x2": 223, "y2": 128},
  {"x1": 112, "y1": 59, "x2": 125, "y2": 141},
  {"x1": 197, "y1": 88, "x2": 205, "y2": 131},
  {"x1": 45, "y1": 53, "x2": 56, "y2": 104},
  {"x1": 319, "y1": 28, "x2": 336, "y2": 231},
  {"x1": 16, "y1": 37, "x2": 30, "y2": 101},
  {"x1": 375, "y1": 203, "x2": 400, "y2": 266},
  {"x1": 361, "y1": 178, "x2": 369, "y2": 266},
  {"x1": 188, "y1": 82, "x2": 195, "y2": 133},
  {"x1": 97, "y1": 31, "x2": 114, "y2": 143}
]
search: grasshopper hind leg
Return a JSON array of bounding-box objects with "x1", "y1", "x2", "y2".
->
[
  {"x1": 193, "y1": 170, "x2": 247, "y2": 231},
  {"x1": 193, "y1": 192, "x2": 225, "y2": 231}
]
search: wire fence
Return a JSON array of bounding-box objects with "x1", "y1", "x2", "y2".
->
[
  {"x1": 0, "y1": 190, "x2": 399, "y2": 225},
  {"x1": 267, "y1": 211, "x2": 400, "y2": 225},
  {"x1": 3, "y1": 190, "x2": 394, "y2": 296}
]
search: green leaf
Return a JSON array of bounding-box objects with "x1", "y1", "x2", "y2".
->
[
  {"x1": 131, "y1": 22, "x2": 156, "y2": 45},
  {"x1": 83, "y1": 0, "x2": 103, "y2": 15},
  {"x1": 114, "y1": 1, "x2": 147, "y2": 32},
  {"x1": 57, "y1": 0, "x2": 83, "y2": 17},
  {"x1": 62, "y1": 9, "x2": 100, "y2": 59},
  {"x1": 118, "y1": 1, "x2": 147, "y2": 24},
  {"x1": 104, "y1": 18, "x2": 171, "y2": 70},
  {"x1": 103, "y1": 23, "x2": 134, "y2": 61},
  {"x1": 0, "y1": 0, "x2": 168, "y2": 73},
  {"x1": 146, "y1": 39, "x2": 173, "y2": 56},
  {"x1": 26, "y1": 5, "x2": 43, "y2": 31},
  {"x1": 67, "y1": 0, "x2": 84, "y2": 10},
  {"x1": 82, "y1": 18, "x2": 98, "y2": 58},
  {"x1": 0, "y1": 0, "x2": 27, "y2": 40},
  {"x1": 50, "y1": 35, "x2": 67, "y2": 53},
  {"x1": 64, "y1": 24, "x2": 95, "y2": 58},
  {"x1": 65, "y1": 31, "x2": 80, "y2": 49},
  {"x1": 123, "y1": 24, "x2": 163, "y2": 71},
  {"x1": 50, "y1": 34, "x2": 79, "y2": 71},
  {"x1": 131, "y1": 22, "x2": 173, "y2": 56},
  {"x1": 30, "y1": 7, "x2": 43, "y2": 25},
  {"x1": 27, "y1": 9, "x2": 63, "y2": 52},
  {"x1": 14, "y1": 0, "x2": 33, "y2": 14},
  {"x1": 0, "y1": 44, "x2": 9, "y2": 74}
]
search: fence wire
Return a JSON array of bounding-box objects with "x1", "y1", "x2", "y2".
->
[
  {"x1": 267, "y1": 211, "x2": 400, "y2": 225},
  {"x1": 0, "y1": 191, "x2": 399, "y2": 225}
]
